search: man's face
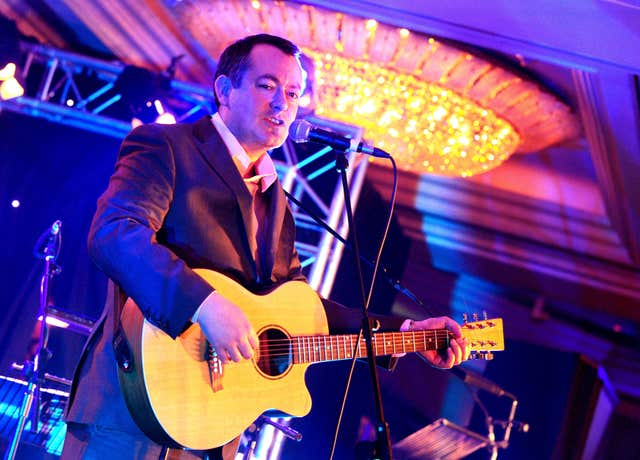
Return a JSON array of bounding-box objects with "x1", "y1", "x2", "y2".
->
[{"x1": 218, "y1": 44, "x2": 304, "y2": 159}]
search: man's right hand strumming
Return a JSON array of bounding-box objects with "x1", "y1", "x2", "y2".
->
[{"x1": 195, "y1": 292, "x2": 259, "y2": 363}]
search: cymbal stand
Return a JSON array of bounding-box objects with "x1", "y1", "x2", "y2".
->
[{"x1": 4, "y1": 220, "x2": 62, "y2": 460}]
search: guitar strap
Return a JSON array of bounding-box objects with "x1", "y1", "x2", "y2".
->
[{"x1": 109, "y1": 281, "x2": 134, "y2": 373}]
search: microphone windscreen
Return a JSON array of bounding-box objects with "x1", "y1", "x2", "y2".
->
[{"x1": 289, "y1": 119, "x2": 312, "y2": 143}]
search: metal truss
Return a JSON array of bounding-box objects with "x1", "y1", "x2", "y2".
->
[
  {"x1": 0, "y1": 42, "x2": 367, "y2": 296},
  {"x1": 0, "y1": 42, "x2": 213, "y2": 137}
]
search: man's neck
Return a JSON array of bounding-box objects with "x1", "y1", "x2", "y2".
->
[
  {"x1": 217, "y1": 111, "x2": 265, "y2": 162},
  {"x1": 246, "y1": 150, "x2": 266, "y2": 164}
]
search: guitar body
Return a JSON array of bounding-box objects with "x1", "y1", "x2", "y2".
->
[
  {"x1": 118, "y1": 269, "x2": 329, "y2": 450},
  {"x1": 117, "y1": 269, "x2": 506, "y2": 450}
]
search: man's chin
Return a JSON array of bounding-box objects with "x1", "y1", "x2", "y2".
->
[{"x1": 264, "y1": 135, "x2": 287, "y2": 150}]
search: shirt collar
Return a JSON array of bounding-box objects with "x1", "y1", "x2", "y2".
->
[{"x1": 210, "y1": 113, "x2": 277, "y2": 192}]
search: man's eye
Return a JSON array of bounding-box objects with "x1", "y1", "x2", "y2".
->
[
  {"x1": 259, "y1": 83, "x2": 274, "y2": 90},
  {"x1": 288, "y1": 92, "x2": 300, "y2": 99}
]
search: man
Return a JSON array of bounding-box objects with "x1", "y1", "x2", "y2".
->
[{"x1": 62, "y1": 34, "x2": 469, "y2": 460}]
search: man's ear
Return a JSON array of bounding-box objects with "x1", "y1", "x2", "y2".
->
[{"x1": 214, "y1": 75, "x2": 232, "y2": 107}]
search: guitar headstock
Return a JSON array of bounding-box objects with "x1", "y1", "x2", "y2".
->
[{"x1": 461, "y1": 317, "x2": 505, "y2": 360}]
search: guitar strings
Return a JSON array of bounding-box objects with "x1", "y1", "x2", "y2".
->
[
  {"x1": 255, "y1": 331, "x2": 452, "y2": 340},
  {"x1": 250, "y1": 331, "x2": 454, "y2": 360},
  {"x1": 255, "y1": 332, "x2": 453, "y2": 345}
]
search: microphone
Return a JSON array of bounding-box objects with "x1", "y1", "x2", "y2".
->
[
  {"x1": 49, "y1": 220, "x2": 62, "y2": 236},
  {"x1": 451, "y1": 367, "x2": 507, "y2": 397},
  {"x1": 289, "y1": 119, "x2": 390, "y2": 158},
  {"x1": 33, "y1": 220, "x2": 62, "y2": 260}
]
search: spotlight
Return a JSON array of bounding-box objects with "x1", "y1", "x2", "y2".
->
[
  {"x1": 131, "y1": 100, "x2": 176, "y2": 127},
  {"x1": 0, "y1": 16, "x2": 25, "y2": 101},
  {"x1": 113, "y1": 65, "x2": 174, "y2": 126},
  {"x1": 0, "y1": 68, "x2": 24, "y2": 100},
  {"x1": 152, "y1": 100, "x2": 176, "y2": 125}
]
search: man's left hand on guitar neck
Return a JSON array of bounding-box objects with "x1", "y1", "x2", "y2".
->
[{"x1": 400, "y1": 316, "x2": 471, "y2": 368}]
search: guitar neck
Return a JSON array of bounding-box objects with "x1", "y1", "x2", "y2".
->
[{"x1": 291, "y1": 330, "x2": 450, "y2": 364}]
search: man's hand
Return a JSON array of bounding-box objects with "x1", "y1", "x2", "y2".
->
[
  {"x1": 196, "y1": 292, "x2": 259, "y2": 363},
  {"x1": 403, "y1": 316, "x2": 470, "y2": 368}
]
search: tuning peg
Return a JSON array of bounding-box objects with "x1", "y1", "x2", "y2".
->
[
  {"x1": 462, "y1": 313, "x2": 468, "y2": 324},
  {"x1": 473, "y1": 312, "x2": 479, "y2": 322},
  {"x1": 481, "y1": 352, "x2": 494, "y2": 360},
  {"x1": 483, "y1": 310, "x2": 488, "y2": 320}
]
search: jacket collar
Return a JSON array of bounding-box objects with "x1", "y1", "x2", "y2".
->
[{"x1": 191, "y1": 115, "x2": 285, "y2": 281}]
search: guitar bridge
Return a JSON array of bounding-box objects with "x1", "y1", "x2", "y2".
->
[{"x1": 207, "y1": 343, "x2": 224, "y2": 392}]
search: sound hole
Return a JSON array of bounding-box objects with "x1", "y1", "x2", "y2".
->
[{"x1": 256, "y1": 327, "x2": 292, "y2": 377}]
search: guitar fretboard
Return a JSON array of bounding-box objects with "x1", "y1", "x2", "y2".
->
[{"x1": 291, "y1": 330, "x2": 451, "y2": 364}]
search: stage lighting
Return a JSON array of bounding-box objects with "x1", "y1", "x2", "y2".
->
[
  {"x1": 131, "y1": 100, "x2": 177, "y2": 127},
  {"x1": 0, "y1": 16, "x2": 25, "y2": 101},
  {"x1": 152, "y1": 100, "x2": 176, "y2": 124},
  {"x1": 0, "y1": 64, "x2": 24, "y2": 100},
  {"x1": 113, "y1": 65, "x2": 175, "y2": 126}
]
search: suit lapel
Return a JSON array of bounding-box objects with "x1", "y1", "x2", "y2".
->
[{"x1": 192, "y1": 116, "x2": 258, "y2": 270}]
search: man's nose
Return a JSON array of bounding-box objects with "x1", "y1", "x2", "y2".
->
[{"x1": 270, "y1": 88, "x2": 287, "y2": 111}]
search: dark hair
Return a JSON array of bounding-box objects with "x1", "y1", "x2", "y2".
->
[{"x1": 213, "y1": 34, "x2": 301, "y2": 107}]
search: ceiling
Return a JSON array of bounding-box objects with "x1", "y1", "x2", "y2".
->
[{"x1": 1, "y1": 0, "x2": 639, "y2": 396}]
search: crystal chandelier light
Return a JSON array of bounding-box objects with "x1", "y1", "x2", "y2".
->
[{"x1": 307, "y1": 49, "x2": 520, "y2": 177}]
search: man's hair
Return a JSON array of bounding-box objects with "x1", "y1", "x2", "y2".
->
[{"x1": 213, "y1": 34, "x2": 301, "y2": 107}]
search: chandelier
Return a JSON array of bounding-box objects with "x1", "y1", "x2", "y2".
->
[
  {"x1": 296, "y1": 15, "x2": 581, "y2": 177},
  {"x1": 306, "y1": 49, "x2": 520, "y2": 177}
]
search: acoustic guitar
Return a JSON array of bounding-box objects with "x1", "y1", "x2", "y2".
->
[{"x1": 117, "y1": 269, "x2": 504, "y2": 450}]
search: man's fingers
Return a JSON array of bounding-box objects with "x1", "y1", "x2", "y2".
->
[
  {"x1": 239, "y1": 338, "x2": 256, "y2": 360},
  {"x1": 214, "y1": 346, "x2": 231, "y2": 364},
  {"x1": 451, "y1": 339, "x2": 463, "y2": 365},
  {"x1": 249, "y1": 331, "x2": 260, "y2": 350},
  {"x1": 213, "y1": 331, "x2": 258, "y2": 363},
  {"x1": 443, "y1": 317, "x2": 463, "y2": 338},
  {"x1": 461, "y1": 337, "x2": 471, "y2": 361},
  {"x1": 442, "y1": 349, "x2": 455, "y2": 369},
  {"x1": 226, "y1": 346, "x2": 243, "y2": 363}
]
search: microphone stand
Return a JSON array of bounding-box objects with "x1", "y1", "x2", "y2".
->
[
  {"x1": 461, "y1": 369, "x2": 522, "y2": 460},
  {"x1": 333, "y1": 150, "x2": 392, "y2": 460},
  {"x1": 4, "y1": 221, "x2": 62, "y2": 460},
  {"x1": 485, "y1": 395, "x2": 519, "y2": 460},
  {"x1": 283, "y1": 189, "x2": 427, "y2": 312}
]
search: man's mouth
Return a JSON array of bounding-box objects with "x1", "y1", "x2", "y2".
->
[{"x1": 266, "y1": 116, "x2": 284, "y2": 126}]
